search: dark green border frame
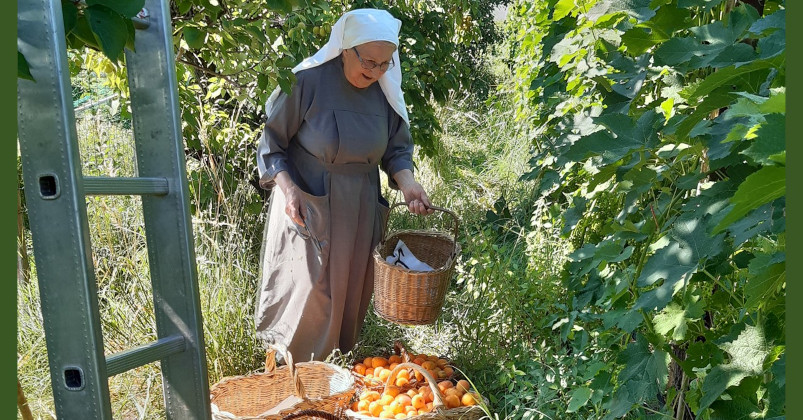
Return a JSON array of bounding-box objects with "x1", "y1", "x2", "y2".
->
[
  {"x1": 5, "y1": 0, "x2": 19, "y2": 418},
  {"x1": 786, "y1": 0, "x2": 798, "y2": 417},
  {"x1": 4, "y1": 1, "x2": 797, "y2": 419}
]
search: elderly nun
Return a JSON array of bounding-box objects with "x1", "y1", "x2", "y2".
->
[{"x1": 255, "y1": 8, "x2": 433, "y2": 361}]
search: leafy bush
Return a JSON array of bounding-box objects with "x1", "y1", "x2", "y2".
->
[{"x1": 503, "y1": 0, "x2": 785, "y2": 417}]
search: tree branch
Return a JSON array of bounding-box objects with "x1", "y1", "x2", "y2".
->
[{"x1": 176, "y1": 57, "x2": 246, "y2": 89}]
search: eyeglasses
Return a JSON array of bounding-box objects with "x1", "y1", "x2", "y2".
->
[{"x1": 352, "y1": 47, "x2": 395, "y2": 72}]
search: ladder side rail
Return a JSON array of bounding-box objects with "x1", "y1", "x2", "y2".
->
[
  {"x1": 125, "y1": 0, "x2": 212, "y2": 418},
  {"x1": 17, "y1": 0, "x2": 113, "y2": 418}
]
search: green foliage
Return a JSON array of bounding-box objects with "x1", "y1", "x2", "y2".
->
[
  {"x1": 503, "y1": 0, "x2": 785, "y2": 417},
  {"x1": 62, "y1": 0, "x2": 144, "y2": 62}
]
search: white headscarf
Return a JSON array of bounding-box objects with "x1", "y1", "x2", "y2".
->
[{"x1": 264, "y1": 8, "x2": 409, "y2": 125}]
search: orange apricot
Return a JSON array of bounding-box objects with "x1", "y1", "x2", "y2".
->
[
  {"x1": 461, "y1": 392, "x2": 479, "y2": 406},
  {"x1": 380, "y1": 394, "x2": 395, "y2": 406},
  {"x1": 444, "y1": 394, "x2": 461, "y2": 409},
  {"x1": 369, "y1": 401, "x2": 383, "y2": 417},
  {"x1": 372, "y1": 357, "x2": 389, "y2": 368},
  {"x1": 384, "y1": 385, "x2": 401, "y2": 398},
  {"x1": 353, "y1": 363, "x2": 367, "y2": 375},
  {"x1": 456, "y1": 379, "x2": 470, "y2": 393}
]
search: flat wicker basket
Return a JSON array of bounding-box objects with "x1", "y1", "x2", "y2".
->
[
  {"x1": 210, "y1": 346, "x2": 355, "y2": 420},
  {"x1": 345, "y1": 363, "x2": 486, "y2": 420},
  {"x1": 373, "y1": 203, "x2": 460, "y2": 325}
]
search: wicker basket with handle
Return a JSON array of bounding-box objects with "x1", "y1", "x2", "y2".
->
[
  {"x1": 210, "y1": 346, "x2": 355, "y2": 420},
  {"x1": 372, "y1": 203, "x2": 460, "y2": 325},
  {"x1": 345, "y1": 363, "x2": 486, "y2": 420}
]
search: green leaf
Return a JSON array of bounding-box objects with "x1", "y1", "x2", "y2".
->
[
  {"x1": 277, "y1": 69, "x2": 295, "y2": 94},
  {"x1": 671, "y1": 88, "x2": 734, "y2": 140},
  {"x1": 748, "y1": 9, "x2": 785, "y2": 36},
  {"x1": 569, "y1": 240, "x2": 634, "y2": 277},
  {"x1": 726, "y1": 203, "x2": 774, "y2": 246},
  {"x1": 621, "y1": 27, "x2": 659, "y2": 56},
  {"x1": 757, "y1": 30, "x2": 785, "y2": 59},
  {"x1": 567, "y1": 387, "x2": 593, "y2": 412},
  {"x1": 767, "y1": 354, "x2": 785, "y2": 416},
  {"x1": 714, "y1": 166, "x2": 785, "y2": 233},
  {"x1": 61, "y1": 0, "x2": 78, "y2": 34},
  {"x1": 566, "y1": 111, "x2": 662, "y2": 164},
  {"x1": 553, "y1": 0, "x2": 575, "y2": 20},
  {"x1": 18, "y1": 51, "x2": 34, "y2": 81},
  {"x1": 758, "y1": 90, "x2": 785, "y2": 114},
  {"x1": 741, "y1": 113, "x2": 785, "y2": 165},
  {"x1": 85, "y1": 5, "x2": 129, "y2": 62},
  {"x1": 744, "y1": 262, "x2": 784, "y2": 310},
  {"x1": 700, "y1": 324, "x2": 771, "y2": 410},
  {"x1": 586, "y1": 0, "x2": 656, "y2": 23},
  {"x1": 86, "y1": 0, "x2": 145, "y2": 17},
  {"x1": 654, "y1": 37, "x2": 697, "y2": 65},
  {"x1": 71, "y1": 15, "x2": 100, "y2": 49},
  {"x1": 709, "y1": 395, "x2": 761, "y2": 420},
  {"x1": 683, "y1": 55, "x2": 784, "y2": 102},
  {"x1": 677, "y1": 0, "x2": 725, "y2": 12},
  {"x1": 653, "y1": 299, "x2": 704, "y2": 340},
  {"x1": 614, "y1": 335, "x2": 670, "y2": 407},
  {"x1": 177, "y1": 0, "x2": 192, "y2": 15},
  {"x1": 644, "y1": 4, "x2": 690, "y2": 35},
  {"x1": 636, "y1": 216, "x2": 725, "y2": 311},
  {"x1": 266, "y1": 0, "x2": 293, "y2": 13},
  {"x1": 184, "y1": 26, "x2": 206, "y2": 49}
]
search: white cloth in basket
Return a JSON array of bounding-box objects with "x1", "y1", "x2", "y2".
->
[{"x1": 385, "y1": 240, "x2": 433, "y2": 271}]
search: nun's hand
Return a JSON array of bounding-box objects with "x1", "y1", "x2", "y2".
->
[
  {"x1": 393, "y1": 169, "x2": 434, "y2": 215},
  {"x1": 275, "y1": 171, "x2": 308, "y2": 226}
]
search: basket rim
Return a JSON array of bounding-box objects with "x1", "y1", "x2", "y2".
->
[
  {"x1": 210, "y1": 361, "x2": 355, "y2": 395},
  {"x1": 343, "y1": 404, "x2": 486, "y2": 420},
  {"x1": 373, "y1": 230, "x2": 461, "y2": 274}
]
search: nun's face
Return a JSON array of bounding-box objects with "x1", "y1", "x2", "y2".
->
[{"x1": 343, "y1": 41, "x2": 396, "y2": 89}]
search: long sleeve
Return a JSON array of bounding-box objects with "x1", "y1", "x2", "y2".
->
[
  {"x1": 256, "y1": 73, "x2": 309, "y2": 190},
  {"x1": 381, "y1": 111, "x2": 414, "y2": 190}
]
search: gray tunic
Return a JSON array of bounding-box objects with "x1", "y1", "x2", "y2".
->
[{"x1": 255, "y1": 54, "x2": 414, "y2": 361}]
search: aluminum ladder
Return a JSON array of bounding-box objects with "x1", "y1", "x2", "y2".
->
[{"x1": 17, "y1": 0, "x2": 212, "y2": 418}]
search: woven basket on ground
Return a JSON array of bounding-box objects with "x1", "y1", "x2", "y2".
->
[
  {"x1": 210, "y1": 346, "x2": 356, "y2": 420},
  {"x1": 373, "y1": 203, "x2": 460, "y2": 325},
  {"x1": 345, "y1": 363, "x2": 486, "y2": 420}
]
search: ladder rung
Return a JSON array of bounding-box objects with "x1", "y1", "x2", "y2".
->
[
  {"x1": 84, "y1": 176, "x2": 169, "y2": 196},
  {"x1": 106, "y1": 334, "x2": 186, "y2": 377}
]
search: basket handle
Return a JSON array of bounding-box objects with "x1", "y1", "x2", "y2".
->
[
  {"x1": 266, "y1": 345, "x2": 307, "y2": 400},
  {"x1": 384, "y1": 363, "x2": 447, "y2": 412},
  {"x1": 392, "y1": 340, "x2": 412, "y2": 363},
  {"x1": 280, "y1": 409, "x2": 343, "y2": 420},
  {"x1": 382, "y1": 203, "x2": 459, "y2": 256}
]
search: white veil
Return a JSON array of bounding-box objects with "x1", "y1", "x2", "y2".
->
[{"x1": 263, "y1": 8, "x2": 409, "y2": 125}]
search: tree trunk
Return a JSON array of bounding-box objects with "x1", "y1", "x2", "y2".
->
[
  {"x1": 17, "y1": 380, "x2": 34, "y2": 420},
  {"x1": 17, "y1": 182, "x2": 30, "y2": 284}
]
